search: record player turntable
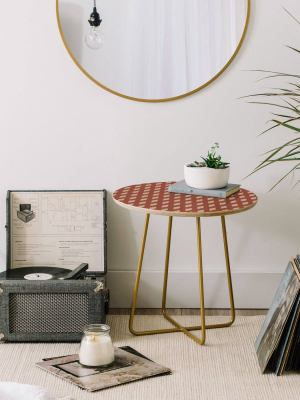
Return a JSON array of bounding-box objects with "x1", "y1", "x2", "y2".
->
[
  {"x1": 17, "y1": 204, "x2": 36, "y2": 223},
  {"x1": 0, "y1": 190, "x2": 109, "y2": 342},
  {"x1": 0, "y1": 263, "x2": 89, "y2": 280},
  {"x1": 0, "y1": 263, "x2": 109, "y2": 342}
]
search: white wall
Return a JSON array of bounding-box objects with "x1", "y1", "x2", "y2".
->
[{"x1": 0, "y1": 0, "x2": 299, "y2": 308}]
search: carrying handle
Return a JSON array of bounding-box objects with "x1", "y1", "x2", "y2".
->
[{"x1": 60, "y1": 263, "x2": 88, "y2": 280}]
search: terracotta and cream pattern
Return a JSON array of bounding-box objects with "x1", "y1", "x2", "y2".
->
[{"x1": 113, "y1": 182, "x2": 257, "y2": 216}]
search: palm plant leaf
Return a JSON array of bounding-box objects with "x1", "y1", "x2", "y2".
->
[
  {"x1": 243, "y1": 9, "x2": 300, "y2": 191},
  {"x1": 268, "y1": 163, "x2": 300, "y2": 192},
  {"x1": 286, "y1": 46, "x2": 300, "y2": 55},
  {"x1": 272, "y1": 120, "x2": 300, "y2": 133},
  {"x1": 282, "y1": 7, "x2": 300, "y2": 25}
]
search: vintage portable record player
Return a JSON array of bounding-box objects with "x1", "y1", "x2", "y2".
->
[
  {"x1": 0, "y1": 190, "x2": 109, "y2": 342},
  {"x1": 17, "y1": 204, "x2": 36, "y2": 223}
]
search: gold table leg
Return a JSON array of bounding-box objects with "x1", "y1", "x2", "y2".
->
[{"x1": 129, "y1": 214, "x2": 235, "y2": 344}]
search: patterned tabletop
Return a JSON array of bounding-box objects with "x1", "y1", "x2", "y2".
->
[{"x1": 113, "y1": 182, "x2": 258, "y2": 217}]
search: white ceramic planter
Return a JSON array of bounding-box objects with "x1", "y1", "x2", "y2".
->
[{"x1": 184, "y1": 164, "x2": 230, "y2": 189}]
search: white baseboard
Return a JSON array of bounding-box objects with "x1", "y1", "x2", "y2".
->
[{"x1": 107, "y1": 271, "x2": 283, "y2": 309}]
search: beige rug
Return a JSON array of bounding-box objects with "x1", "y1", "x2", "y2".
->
[{"x1": 0, "y1": 315, "x2": 299, "y2": 400}]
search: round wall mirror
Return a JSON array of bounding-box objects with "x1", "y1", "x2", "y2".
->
[{"x1": 57, "y1": 0, "x2": 250, "y2": 102}]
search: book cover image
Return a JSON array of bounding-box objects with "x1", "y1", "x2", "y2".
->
[
  {"x1": 274, "y1": 293, "x2": 300, "y2": 375},
  {"x1": 36, "y1": 347, "x2": 171, "y2": 392},
  {"x1": 254, "y1": 261, "x2": 300, "y2": 373}
]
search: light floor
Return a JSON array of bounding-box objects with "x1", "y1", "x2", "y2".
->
[
  {"x1": 3, "y1": 315, "x2": 299, "y2": 400},
  {"x1": 109, "y1": 308, "x2": 268, "y2": 316}
]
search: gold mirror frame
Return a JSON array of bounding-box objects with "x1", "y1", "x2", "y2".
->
[{"x1": 56, "y1": 0, "x2": 250, "y2": 103}]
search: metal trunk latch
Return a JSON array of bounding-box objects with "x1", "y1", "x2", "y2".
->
[{"x1": 94, "y1": 281, "x2": 104, "y2": 293}]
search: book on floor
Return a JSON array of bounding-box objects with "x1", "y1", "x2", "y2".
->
[
  {"x1": 36, "y1": 346, "x2": 171, "y2": 392},
  {"x1": 168, "y1": 180, "x2": 240, "y2": 198},
  {"x1": 255, "y1": 255, "x2": 300, "y2": 375}
]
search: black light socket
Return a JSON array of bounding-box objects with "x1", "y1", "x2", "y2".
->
[{"x1": 88, "y1": 7, "x2": 102, "y2": 27}]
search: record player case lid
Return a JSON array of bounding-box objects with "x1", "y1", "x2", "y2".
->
[{"x1": 5, "y1": 190, "x2": 107, "y2": 274}]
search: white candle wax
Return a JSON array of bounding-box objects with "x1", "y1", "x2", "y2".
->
[{"x1": 79, "y1": 335, "x2": 114, "y2": 367}]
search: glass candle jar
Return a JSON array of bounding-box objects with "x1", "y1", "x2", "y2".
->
[{"x1": 79, "y1": 324, "x2": 114, "y2": 367}]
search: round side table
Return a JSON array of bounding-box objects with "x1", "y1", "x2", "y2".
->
[{"x1": 113, "y1": 182, "x2": 258, "y2": 345}]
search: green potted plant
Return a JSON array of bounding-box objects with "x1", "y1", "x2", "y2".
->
[{"x1": 184, "y1": 143, "x2": 230, "y2": 189}]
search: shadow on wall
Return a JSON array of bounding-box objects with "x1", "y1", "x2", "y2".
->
[
  {"x1": 107, "y1": 193, "x2": 141, "y2": 272},
  {"x1": 231, "y1": 192, "x2": 300, "y2": 267},
  {"x1": 59, "y1": 2, "x2": 84, "y2": 64}
]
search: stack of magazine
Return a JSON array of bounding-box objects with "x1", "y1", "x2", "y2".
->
[
  {"x1": 255, "y1": 255, "x2": 300, "y2": 375},
  {"x1": 37, "y1": 346, "x2": 171, "y2": 392},
  {"x1": 168, "y1": 180, "x2": 240, "y2": 198}
]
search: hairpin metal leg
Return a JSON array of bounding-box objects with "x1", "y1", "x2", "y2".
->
[
  {"x1": 129, "y1": 214, "x2": 235, "y2": 343},
  {"x1": 162, "y1": 217, "x2": 206, "y2": 344},
  {"x1": 129, "y1": 214, "x2": 183, "y2": 335},
  {"x1": 129, "y1": 213, "x2": 150, "y2": 335},
  {"x1": 221, "y1": 215, "x2": 235, "y2": 325}
]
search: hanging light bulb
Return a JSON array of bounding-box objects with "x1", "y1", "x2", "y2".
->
[{"x1": 85, "y1": 0, "x2": 105, "y2": 50}]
